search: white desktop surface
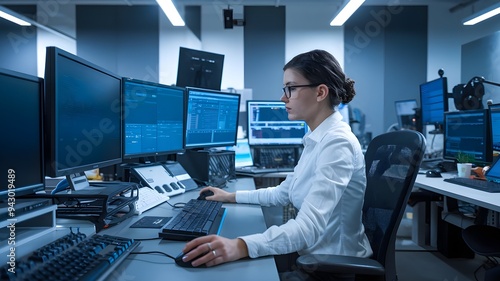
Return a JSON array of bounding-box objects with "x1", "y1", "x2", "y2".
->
[
  {"x1": 101, "y1": 177, "x2": 280, "y2": 281},
  {"x1": 414, "y1": 172, "x2": 500, "y2": 212}
]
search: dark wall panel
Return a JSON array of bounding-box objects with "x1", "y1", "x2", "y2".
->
[
  {"x1": 384, "y1": 6, "x2": 427, "y2": 129},
  {"x1": 0, "y1": 5, "x2": 37, "y2": 76},
  {"x1": 345, "y1": 6, "x2": 427, "y2": 134},
  {"x1": 244, "y1": 6, "x2": 285, "y2": 101},
  {"x1": 76, "y1": 5, "x2": 159, "y2": 82}
]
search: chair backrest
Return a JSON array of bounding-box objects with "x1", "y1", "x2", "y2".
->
[{"x1": 362, "y1": 130, "x2": 426, "y2": 280}]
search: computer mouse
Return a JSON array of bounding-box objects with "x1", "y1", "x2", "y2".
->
[
  {"x1": 426, "y1": 169, "x2": 442, "y2": 178},
  {"x1": 197, "y1": 190, "x2": 214, "y2": 200},
  {"x1": 174, "y1": 251, "x2": 207, "y2": 268}
]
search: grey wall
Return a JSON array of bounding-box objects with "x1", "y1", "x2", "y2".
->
[
  {"x1": 76, "y1": 5, "x2": 159, "y2": 82},
  {"x1": 461, "y1": 30, "x2": 500, "y2": 106},
  {"x1": 0, "y1": 5, "x2": 37, "y2": 76},
  {"x1": 345, "y1": 6, "x2": 427, "y2": 134}
]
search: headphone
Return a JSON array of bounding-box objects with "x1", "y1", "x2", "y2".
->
[{"x1": 452, "y1": 77, "x2": 485, "y2": 110}]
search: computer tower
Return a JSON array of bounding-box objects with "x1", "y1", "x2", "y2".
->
[
  {"x1": 252, "y1": 146, "x2": 300, "y2": 168},
  {"x1": 177, "y1": 150, "x2": 235, "y2": 186}
]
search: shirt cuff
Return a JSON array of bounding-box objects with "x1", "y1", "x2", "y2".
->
[
  {"x1": 238, "y1": 233, "x2": 267, "y2": 258},
  {"x1": 235, "y1": 190, "x2": 251, "y2": 203}
]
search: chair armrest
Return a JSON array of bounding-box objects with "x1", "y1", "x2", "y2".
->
[{"x1": 296, "y1": 254, "x2": 385, "y2": 275}]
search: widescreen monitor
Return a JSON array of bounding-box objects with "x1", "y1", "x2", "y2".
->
[
  {"x1": 489, "y1": 103, "x2": 500, "y2": 157},
  {"x1": 247, "y1": 100, "x2": 308, "y2": 146},
  {"x1": 122, "y1": 78, "x2": 186, "y2": 160},
  {"x1": 394, "y1": 99, "x2": 418, "y2": 130},
  {"x1": 443, "y1": 109, "x2": 491, "y2": 165},
  {"x1": 0, "y1": 68, "x2": 45, "y2": 200},
  {"x1": 44, "y1": 46, "x2": 123, "y2": 179},
  {"x1": 176, "y1": 47, "x2": 224, "y2": 91},
  {"x1": 420, "y1": 77, "x2": 448, "y2": 133},
  {"x1": 185, "y1": 87, "x2": 240, "y2": 149}
]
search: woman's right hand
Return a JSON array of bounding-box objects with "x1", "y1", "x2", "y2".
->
[{"x1": 199, "y1": 186, "x2": 236, "y2": 203}]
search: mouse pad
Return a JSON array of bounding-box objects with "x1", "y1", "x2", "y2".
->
[{"x1": 130, "y1": 216, "x2": 171, "y2": 228}]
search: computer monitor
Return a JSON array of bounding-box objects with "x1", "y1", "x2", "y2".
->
[
  {"x1": 247, "y1": 100, "x2": 308, "y2": 146},
  {"x1": 0, "y1": 68, "x2": 45, "y2": 201},
  {"x1": 443, "y1": 109, "x2": 492, "y2": 165},
  {"x1": 394, "y1": 99, "x2": 418, "y2": 130},
  {"x1": 122, "y1": 78, "x2": 186, "y2": 161},
  {"x1": 44, "y1": 47, "x2": 123, "y2": 182},
  {"x1": 176, "y1": 47, "x2": 224, "y2": 91},
  {"x1": 185, "y1": 87, "x2": 240, "y2": 149},
  {"x1": 420, "y1": 77, "x2": 448, "y2": 133},
  {"x1": 489, "y1": 103, "x2": 500, "y2": 157}
]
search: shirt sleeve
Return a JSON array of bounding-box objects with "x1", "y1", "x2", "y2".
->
[{"x1": 235, "y1": 174, "x2": 294, "y2": 206}]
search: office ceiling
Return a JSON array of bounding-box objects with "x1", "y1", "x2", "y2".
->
[
  {"x1": 0, "y1": 0, "x2": 494, "y2": 15},
  {"x1": 0, "y1": 0, "x2": 473, "y2": 5}
]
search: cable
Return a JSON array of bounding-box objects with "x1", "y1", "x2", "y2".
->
[
  {"x1": 165, "y1": 200, "x2": 186, "y2": 208},
  {"x1": 130, "y1": 250, "x2": 176, "y2": 260},
  {"x1": 134, "y1": 237, "x2": 163, "y2": 241}
]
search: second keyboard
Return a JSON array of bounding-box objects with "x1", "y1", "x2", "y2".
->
[{"x1": 159, "y1": 199, "x2": 226, "y2": 241}]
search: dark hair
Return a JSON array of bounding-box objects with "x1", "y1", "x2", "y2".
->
[{"x1": 283, "y1": 49, "x2": 356, "y2": 108}]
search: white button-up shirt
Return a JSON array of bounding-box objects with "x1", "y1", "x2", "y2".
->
[{"x1": 236, "y1": 111, "x2": 373, "y2": 258}]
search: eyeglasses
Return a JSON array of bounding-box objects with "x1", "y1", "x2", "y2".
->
[{"x1": 282, "y1": 84, "x2": 321, "y2": 98}]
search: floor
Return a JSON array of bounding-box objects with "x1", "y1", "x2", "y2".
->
[{"x1": 395, "y1": 237, "x2": 485, "y2": 281}]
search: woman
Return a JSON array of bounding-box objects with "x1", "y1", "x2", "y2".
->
[{"x1": 179, "y1": 49, "x2": 372, "y2": 279}]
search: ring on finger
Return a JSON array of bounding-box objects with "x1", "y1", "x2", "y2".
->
[
  {"x1": 212, "y1": 250, "x2": 216, "y2": 257},
  {"x1": 207, "y1": 243, "x2": 212, "y2": 251}
]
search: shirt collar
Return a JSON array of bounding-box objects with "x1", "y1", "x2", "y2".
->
[{"x1": 303, "y1": 111, "x2": 343, "y2": 145}]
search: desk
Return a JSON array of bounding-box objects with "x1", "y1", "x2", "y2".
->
[
  {"x1": 414, "y1": 173, "x2": 500, "y2": 212},
  {"x1": 101, "y1": 177, "x2": 280, "y2": 281},
  {"x1": 412, "y1": 172, "x2": 500, "y2": 248}
]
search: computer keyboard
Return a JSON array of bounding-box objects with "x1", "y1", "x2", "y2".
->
[
  {"x1": 159, "y1": 199, "x2": 226, "y2": 241},
  {"x1": 444, "y1": 177, "x2": 500, "y2": 193},
  {"x1": 0, "y1": 229, "x2": 139, "y2": 281},
  {"x1": 128, "y1": 186, "x2": 170, "y2": 215}
]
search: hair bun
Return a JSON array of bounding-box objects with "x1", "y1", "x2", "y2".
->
[{"x1": 342, "y1": 78, "x2": 356, "y2": 104}]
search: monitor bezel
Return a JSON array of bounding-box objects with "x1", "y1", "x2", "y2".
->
[
  {"x1": 176, "y1": 47, "x2": 224, "y2": 91},
  {"x1": 246, "y1": 100, "x2": 308, "y2": 146},
  {"x1": 0, "y1": 68, "x2": 45, "y2": 200},
  {"x1": 443, "y1": 109, "x2": 492, "y2": 165},
  {"x1": 122, "y1": 77, "x2": 187, "y2": 160},
  {"x1": 184, "y1": 87, "x2": 240, "y2": 150},
  {"x1": 44, "y1": 46, "x2": 123, "y2": 177}
]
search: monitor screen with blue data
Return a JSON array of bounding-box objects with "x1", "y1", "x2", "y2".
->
[
  {"x1": 0, "y1": 68, "x2": 45, "y2": 200},
  {"x1": 44, "y1": 46, "x2": 123, "y2": 177},
  {"x1": 247, "y1": 100, "x2": 308, "y2": 146},
  {"x1": 489, "y1": 103, "x2": 500, "y2": 157},
  {"x1": 443, "y1": 109, "x2": 492, "y2": 165},
  {"x1": 420, "y1": 77, "x2": 448, "y2": 133},
  {"x1": 122, "y1": 78, "x2": 186, "y2": 159},
  {"x1": 185, "y1": 87, "x2": 240, "y2": 149}
]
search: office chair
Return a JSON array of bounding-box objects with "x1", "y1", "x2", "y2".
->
[
  {"x1": 296, "y1": 130, "x2": 426, "y2": 281},
  {"x1": 462, "y1": 224, "x2": 500, "y2": 281}
]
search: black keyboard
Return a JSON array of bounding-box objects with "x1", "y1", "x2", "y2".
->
[
  {"x1": 159, "y1": 199, "x2": 226, "y2": 241},
  {"x1": 1, "y1": 230, "x2": 139, "y2": 281},
  {"x1": 444, "y1": 177, "x2": 500, "y2": 193}
]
